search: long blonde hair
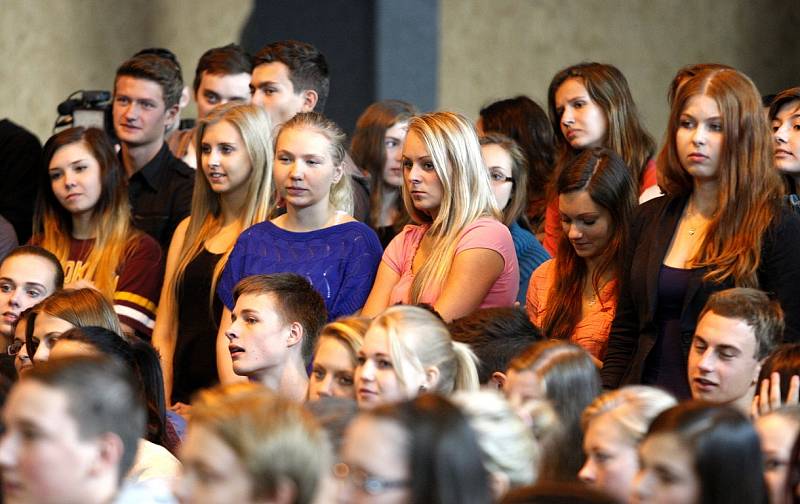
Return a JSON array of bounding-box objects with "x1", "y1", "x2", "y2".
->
[
  {"x1": 659, "y1": 68, "x2": 783, "y2": 286},
  {"x1": 35, "y1": 127, "x2": 140, "y2": 300},
  {"x1": 169, "y1": 103, "x2": 275, "y2": 322},
  {"x1": 404, "y1": 112, "x2": 501, "y2": 303}
]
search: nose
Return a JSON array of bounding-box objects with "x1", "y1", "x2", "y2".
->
[
  {"x1": 692, "y1": 126, "x2": 707, "y2": 146},
  {"x1": 251, "y1": 89, "x2": 264, "y2": 108},
  {"x1": 0, "y1": 431, "x2": 17, "y2": 469},
  {"x1": 578, "y1": 458, "x2": 596, "y2": 484},
  {"x1": 632, "y1": 470, "x2": 651, "y2": 502},
  {"x1": 697, "y1": 348, "x2": 716, "y2": 372},
  {"x1": 358, "y1": 359, "x2": 375, "y2": 383},
  {"x1": 317, "y1": 375, "x2": 334, "y2": 398},
  {"x1": 775, "y1": 123, "x2": 789, "y2": 144},
  {"x1": 568, "y1": 223, "x2": 583, "y2": 240},
  {"x1": 207, "y1": 148, "x2": 221, "y2": 168},
  {"x1": 7, "y1": 287, "x2": 22, "y2": 308},
  {"x1": 561, "y1": 107, "x2": 575, "y2": 126},
  {"x1": 288, "y1": 160, "x2": 304, "y2": 180},
  {"x1": 225, "y1": 320, "x2": 239, "y2": 342},
  {"x1": 32, "y1": 344, "x2": 49, "y2": 365}
]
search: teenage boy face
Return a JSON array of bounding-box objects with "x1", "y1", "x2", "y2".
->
[
  {"x1": 0, "y1": 380, "x2": 107, "y2": 504},
  {"x1": 113, "y1": 76, "x2": 177, "y2": 149},
  {"x1": 249, "y1": 62, "x2": 311, "y2": 126},
  {"x1": 195, "y1": 72, "x2": 251, "y2": 119},
  {"x1": 225, "y1": 293, "x2": 298, "y2": 378}
]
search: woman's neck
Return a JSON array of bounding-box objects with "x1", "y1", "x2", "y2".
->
[
  {"x1": 219, "y1": 188, "x2": 248, "y2": 227},
  {"x1": 690, "y1": 179, "x2": 719, "y2": 217},
  {"x1": 280, "y1": 200, "x2": 337, "y2": 232},
  {"x1": 70, "y1": 212, "x2": 96, "y2": 240},
  {"x1": 379, "y1": 187, "x2": 400, "y2": 226}
]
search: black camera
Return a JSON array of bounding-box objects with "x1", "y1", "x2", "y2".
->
[{"x1": 54, "y1": 90, "x2": 116, "y2": 140}]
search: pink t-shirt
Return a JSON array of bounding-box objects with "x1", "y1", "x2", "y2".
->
[{"x1": 383, "y1": 217, "x2": 519, "y2": 308}]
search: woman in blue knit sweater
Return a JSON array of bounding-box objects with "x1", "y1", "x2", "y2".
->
[
  {"x1": 216, "y1": 112, "x2": 382, "y2": 384},
  {"x1": 480, "y1": 133, "x2": 549, "y2": 303}
]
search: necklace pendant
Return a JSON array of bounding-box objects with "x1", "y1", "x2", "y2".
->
[{"x1": 688, "y1": 228, "x2": 696, "y2": 236}]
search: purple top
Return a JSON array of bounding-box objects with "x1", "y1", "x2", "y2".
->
[{"x1": 217, "y1": 220, "x2": 382, "y2": 321}]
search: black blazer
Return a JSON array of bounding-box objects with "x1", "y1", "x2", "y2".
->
[{"x1": 601, "y1": 195, "x2": 800, "y2": 389}]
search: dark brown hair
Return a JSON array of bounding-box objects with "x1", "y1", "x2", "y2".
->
[
  {"x1": 253, "y1": 40, "x2": 329, "y2": 112},
  {"x1": 193, "y1": 43, "x2": 252, "y2": 93}
]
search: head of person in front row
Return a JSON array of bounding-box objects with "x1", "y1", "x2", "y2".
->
[
  {"x1": 688, "y1": 287, "x2": 783, "y2": 413},
  {"x1": 578, "y1": 386, "x2": 677, "y2": 503},
  {"x1": 0, "y1": 245, "x2": 63, "y2": 347},
  {"x1": 27, "y1": 287, "x2": 124, "y2": 365},
  {"x1": 193, "y1": 43, "x2": 253, "y2": 120},
  {"x1": 250, "y1": 40, "x2": 330, "y2": 127},
  {"x1": 307, "y1": 316, "x2": 369, "y2": 401},
  {"x1": 337, "y1": 394, "x2": 493, "y2": 504},
  {"x1": 447, "y1": 306, "x2": 542, "y2": 389},
  {"x1": 634, "y1": 401, "x2": 768, "y2": 504},
  {"x1": 0, "y1": 356, "x2": 145, "y2": 504},
  {"x1": 527, "y1": 147, "x2": 636, "y2": 362},
  {"x1": 354, "y1": 305, "x2": 480, "y2": 409},
  {"x1": 768, "y1": 86, "x2": 800, "y2": 197},
  {"x1": 755, "y1": 406, "x2": 800, "y2": 504},
  {"x1": 226, "y1": 273, "x2": 327, "y2": 402},
  {"x1": 178, "y1": 383, "x2": 331, "y2": 504}
]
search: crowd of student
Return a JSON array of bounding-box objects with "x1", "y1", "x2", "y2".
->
[{"x1": 0, "y1": 37, "x2": 799, "y2": 503}]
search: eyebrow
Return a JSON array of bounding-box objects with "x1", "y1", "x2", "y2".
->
[{"x1": 238, "y1": 308, "x2": 261, "y2": 317}]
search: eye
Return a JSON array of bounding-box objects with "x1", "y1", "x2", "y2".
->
[
  {"x1": 679, "y1": 119, "x2": 694, "y2": 128},
  {"x1": 312, "y1": 367, "x2": 326, "y2": 380},
  {"x1": 49, "y1": 171, "x2": 62, "y2": 181},
  {"x1": 719, "y1": 350, "x2": 737, "y2": 360},
  {"x1": 356, "y1": 355, "x2": 366, "y2": 365},
  {"x1": 385, "y1": 139, "x2": 399, "y2": 148},
  {"x1": 377, "y1": 358, "x2": 393, "y2": 369},
  {"x1": 582, "y1": 219, "x2": 596, "y2": 226},
  {"x1": 594, "y1": 451, "x2": 611, "y2": 463},
  {"x1": 45, "y1": 336, "x2": 60, "y2": 349},
  {"x1": 764, "y1": 458, "x2": 786, "y2": 471},
  {"x1": 205, "y1": 93, "x2": 220, "y2": 104},
  {"x1": 142, "y1": 101, "x2": 156, "y2": 110},
  {"x1": 0, "y1": 281, "x2": 14, "y2": 293},
  {"x1": 573, "y1": 100, "x2": 585, "y2": 109},
  {"x1": 692, "y1": 339, "x2": 707, "y2": 352},
  {"x1": 74, "y1": 164, "x2": 87, "y2": 173},
  {"x1": 336, "y1": 374, "x2": 354, "y2": 386},
  {"x1": 115, "y1": 96, "x2": 130, "y2": 105},
  {"x1": 489, "y1": 171, "x2": 505, "y2": 182},
  {"x1": 25, "y1": 288, "x2": 44, "y2": 299},
  {"x1": 402, "y1": 159, "x2": 412, "y2": 169},
  {"x1": 709, "y1": 122, "x2": 723, "y2": 132},
  {"x1": 422, "y1": 161, "x2": 435, "y2": 171},
  {"x1": 277, "y1": 155, "x2": 292, "y2": 164},
  {"x1": 245, "y1": 317, "x2": 258, "y2": 325},
  {"x1": 200, "y1": 144, "x2": 212, "y2": 154},
  {"x1": 220, "y1": 144, "x2": 235, "y2": 155}
]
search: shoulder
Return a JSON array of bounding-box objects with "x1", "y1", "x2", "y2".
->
[
  {"x1": 126, "y1": 232, "x2": 162, "y2": 260},
  {"x1": 765, "y1": 205, "x2": 800, "y2": 243},
  {"x1": 458, "y1": 217, "x2": 513, "y2": 244},
  {"x1": 533, "y1": 258, "x2": 556, "y2": 278},
  {"x1": 164, "y1": 148, "x2": 195, "y2": 179}
]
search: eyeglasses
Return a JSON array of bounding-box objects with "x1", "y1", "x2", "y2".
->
[
  {"x1": 333, "y1": 462, "x2": 410, "y2": 495},
  {"x1": 489, "y1": 172, "x2": 514, "y2": 185},
  {"x1": 7, "y1": 339, "x2": 23, "y2": 356}
]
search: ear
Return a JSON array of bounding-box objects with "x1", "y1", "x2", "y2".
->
[
  {"x1": 752, "y1": 358, "x2": 765, "y2": 386},
  {"x1": 424, "y1": 365, "x2": 441, "y2": 391},
  {"x1": 489, "y1": 371, "x2": 507, "y2": 390},
  {"x1": 164, "y1": 103, "x2": 180, "y2": 126},
  {"x1": 90, "y1": 432, "x2": 124, "y2": 478},
  {"x1": 331, "y1": 162, "x2": 344, "y2": 185},
  {"x1": 179, "y1": 86, "x2": 191, "y2": 109},
  {"x1": 300, "y1": 89, "x2": 318, "y2": 113},
  {"x1": 285, "y1": 321, "x2": 304, "y2": 350}
]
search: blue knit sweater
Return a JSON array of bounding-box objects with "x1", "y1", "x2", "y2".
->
[{"x1": 510, "y1": 221, "x2": 550, "y2": 304}]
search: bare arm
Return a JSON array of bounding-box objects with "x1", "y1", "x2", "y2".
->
[
  {"x1": 151, "y1": 217, "x2": 189, "y2": 404},
  {"x1": 433, "y1": 248, "x2": 505, "y2": 322},
  {"x1": 216, "y1": 306, "x2": 246, "y2": 385},
  {"x1": 360, "y1": 261, "x2": 401, "y2": 318}
]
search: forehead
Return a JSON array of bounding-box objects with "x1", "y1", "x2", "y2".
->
[
  {"x1": 555, "y1": 77, "x2": 589, "y2": 103},
  {"x1": 481, "y1": 144, "x2": 513, "y2": 171},
  {"x1": 385, "y1": 121, "x2": 409, "y2": 137},
  {"x1": 361, "y1": 326, "x2": 391, "y2": 354},
  {"x1": 401, "y1": 129, "x2": 427, "y2": 155},
  {"x1": 49, "y1": 141, "x2": 94, "y2": 167},
  {"x1": 234, "y1": 292, "x2": 280, "y2": 315},
  {"x1": 114, "y1": 75, "x2": 165, "y2": 102},
  {"x1": 681, "y1": 94, "x2": 720, "y2": 117},
  {"x1": 33, "y1": 313, "x2": 76, "y2": 337},
  {"x1": 695, "y1": 311, "x2": 756, "y2": 349},
  {"x1": 640, "y1": 432, "x2": 691, "y2": 467},
  {"x1": 5, "y1": 380, "x2": 73, "y2": 427},
  {"x1": 203, "y1": 120, "x2": 243, "y2": 142},
  {"x1": 276, "y1": 126, "x2": 331, "y2": 154},
  {"x1": 559, "y1": 189, "x2": 605, "y2": 215},
  {"x1": 252, "y1": 61, "x2": 293, "y2": 88},
  {"x1": 775, "y1": 99, "x2": 800, "y2": 120},
  {"x1": 199, "y1": 71, "x2": 251, "y2": 91},
  {"x1": 0, "y1": 255, "x2": 57, "y2": 290},
  {"x1": 343, "y1": 415, "x2": 407, "y2": 463}
]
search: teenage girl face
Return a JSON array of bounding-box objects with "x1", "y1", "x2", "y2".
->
[
  {"x1": 200, "y1": 120, "x2": 253, "y2": 198},
  {"x1": 402, "y1": 130, "x2": 444, "y2": 217},
  {"x1": 756, "y1": 413, "x2": 800, "y2": 504},
  {"x1": 308, "y1": 335, "x2": 357, "y2": 401},
  {"x1": 355, "y1": 326, "x2": 423, "y2": 409},
  {"x1": 383, "y1": 121, "x2": 408, "y2": 188},
  {"x1": 30, "y1": 313, "x2": 75, "y2": 365},
  {"x1": 632, "y1": 433, "x2": 700, "y2": 504},
  {"x1": 555, "y1": 78, "x2": 608, "y2": 150},
  {"x1": 274, "y1": 126, "x2": 344, "y2": 212},
  {"x1": 579, "y1": 412, "x2": 640, "y2": 503},
  {"x1": 11, "y1": 319, "x2": 32, "y2": 377},
  {"x1": 772, "y1": 99, "x2": 800, "y2": 176},
  {"x1": 676, "y1": 94, "x2": 723, "y2": 182},
  {"x1": 337, "y1": 415, "x2": 410, "y2": 504},
  {"x1": 481, "y1": 143, "x2": 514, "y2": 211},
  {"x1": 48, "y1": 141, "x2": 103, "y2": 218},
  {"x1": 558, "y1": 189, "x2": 612, "y2": 261}
]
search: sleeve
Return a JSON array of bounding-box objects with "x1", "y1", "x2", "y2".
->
[
  {"x1": 382, "y1": 226, "x2": 413, "y2": 275},
  {"x1": 217, "y1": 233, "x2": 249, "y2": 310},
  {"x1": 513, "y1": 225, "x2": 550, "y2": 304},
  {"x1": 114, "y1": 234, "x2": 164, "y2": 339},
  {"x1": 455, "y1": 219, "x2": 515, "y2": 263},
  {"x1": 526, "y1": 259, "x2": 552, "y2": 327},
  {"x1": 759, "y1": 211, "x2": 800, "y2": 343},
  {"x1": 543, "y1": 197, "x2": 560, "y2": 256},
  {"x1": 330, "y1": 226, "x2": 383, "y2": 319},
  {"x1": 600, "y1": 205, "x2": 649, "y2": 389}
]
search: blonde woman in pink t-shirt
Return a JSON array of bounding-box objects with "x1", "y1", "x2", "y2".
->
[{"x1": 362, "y1": 112, "x2": 518, "y2": 322}]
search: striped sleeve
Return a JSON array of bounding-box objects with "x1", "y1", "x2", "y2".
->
[{"x1": 114, "y1": 234, "x2": 164, "y2": 339}]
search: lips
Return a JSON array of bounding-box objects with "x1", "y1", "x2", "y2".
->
[
  {"x1": 565, "y1": 129, "x2": 581, "y2": 140},
  {"x1": 776, "y1": 149, "x2": 795, "y2": 158},
  {"x1": 65, "y1": 193, "x2": 82, "y2": 201},
  {"x1": 358, "y1": 388, "x2": 377, "y2": 401},
  {"x1": 692, "y1": 376, "x2": 717, "y2": 393},
  {"x1": 687, "y1": 152, "x2": 708, "y2": 162},
  {"x1": 228, "y1": 344, "x2": 245, "y2": 359},
  {"x1": 285, "y1": 187, "x2": 307, "y2": 196},
  {"x1": 2, "y1": 312, "x2": 19, "y2": 324},
  {"x1": 207, "y1": 172, "x2": 226, "y2": 181}
]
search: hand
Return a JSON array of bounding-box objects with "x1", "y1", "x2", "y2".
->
[
  {"x1": 751, "y1": 372, "x2": 800, "y2": 418},
  {"x1": 170, "y1": 401, "x2": 193, "y2": 421}
]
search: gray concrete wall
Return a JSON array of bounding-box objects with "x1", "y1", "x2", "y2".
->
[{"x1": 439, "y1": 0, "x2": 800, "y2": 142}]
